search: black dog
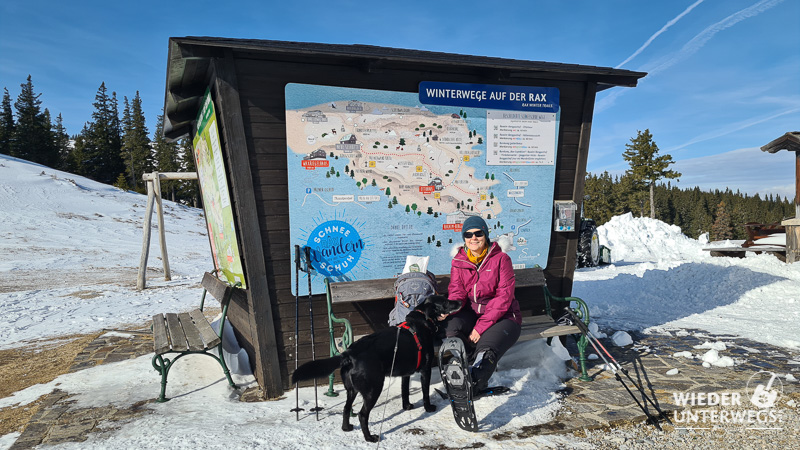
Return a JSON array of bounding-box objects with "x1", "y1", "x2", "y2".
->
[{"x1": 291, "y1": 294, "x2": 461, "y2": 442}]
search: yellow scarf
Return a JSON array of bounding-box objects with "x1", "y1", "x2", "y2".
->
[{"x1": 466, "y1": 246, "x2": 488, "y2": 265}]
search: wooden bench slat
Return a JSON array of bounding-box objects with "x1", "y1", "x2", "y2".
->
[
  {"x1": 165, "y1": 312, "x2": 188, "y2": 351},
  {"x1": 518, "y1": 315, "x2": 581, "y2": 341},
  {"x1": 152, "y1": 313, "x2": 171, "y2": 355},
  {"x1": 202, "y1": 272, "x2": 233, "y2": 306},
  {"x1": 189, "y1": 308, "x2": 222, "y2": 349},
  {"x1": 180, "y1": 312, "x2": 206, "y2": 351}
]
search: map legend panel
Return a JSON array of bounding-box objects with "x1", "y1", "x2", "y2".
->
[{"x1": 486, "y1": 110, "x2": 557, "y2": 166}]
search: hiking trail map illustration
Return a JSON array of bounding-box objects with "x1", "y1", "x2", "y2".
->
[
  {"x1": 193, "y1": 90, "x2": 246, "y2": 288},
  {"x1": 286, "y1": 82, "x2": 559, "y2": 294}
]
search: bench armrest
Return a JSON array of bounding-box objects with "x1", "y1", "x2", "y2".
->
[
  {"x1": 325, "y1": 279, "x2": 354, "y2": 354},
  {"x1": 542, "y1": 285, "x2": 590, "y2": 327}
]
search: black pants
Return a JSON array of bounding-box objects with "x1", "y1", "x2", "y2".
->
[{"x1": 444, "y1": 307, "x2": 521, "y2": 364}]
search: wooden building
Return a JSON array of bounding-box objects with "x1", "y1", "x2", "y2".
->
[
  {"x1": 762, "y1": 131, "x2": 800, "y2": 263},
  {"x1": 161, "y1": 37, "x2": 646, "y2": 398}
]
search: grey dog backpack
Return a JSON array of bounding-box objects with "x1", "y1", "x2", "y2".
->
[{"x1": 388, "y1": 271, "x2": 438, "y2": 326}]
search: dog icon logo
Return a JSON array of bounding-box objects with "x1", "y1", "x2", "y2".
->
[{"x1": 747, "y1": 370, "x2": 782, "y2": 409}]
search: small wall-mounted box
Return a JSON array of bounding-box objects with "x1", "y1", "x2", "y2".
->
[{"x1": 554, "y1": 201, "x2": 577, "y2": 232}]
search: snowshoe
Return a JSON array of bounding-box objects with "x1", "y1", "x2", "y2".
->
[
  {"x1": 439, "y1": 337, "x2": 478, "y2": 432},
  {"x1": 436, "y1": 385, "x2": 510, "y2": 401}
]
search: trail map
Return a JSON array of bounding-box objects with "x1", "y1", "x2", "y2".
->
[{"x1": 286, "y1": 83, "x2": 559, "y2": 294}]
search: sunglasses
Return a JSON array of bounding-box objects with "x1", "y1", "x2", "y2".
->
[{"x1": 463, "y1": 230, "x2": 485, "y2": 239}]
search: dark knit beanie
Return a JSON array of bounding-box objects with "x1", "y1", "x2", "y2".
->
[{"x1": 461, "y1": 216, "x2": 490, "y2": 241}]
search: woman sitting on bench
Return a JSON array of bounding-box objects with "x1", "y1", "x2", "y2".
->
[{"x1": 440, "y1": 215, "x2": 521, "y2": 393}]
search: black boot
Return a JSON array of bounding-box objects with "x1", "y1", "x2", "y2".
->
[{"x1": 470, "y1": 350, "x2": 497, "y2": 398}]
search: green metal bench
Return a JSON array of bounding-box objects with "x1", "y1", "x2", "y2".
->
[
  {"x1": 151, "y1": 271, "x2": 241, "y2": 402},
  {"x1": 322, "y1": 266, "x2": 592, "y2": 396}
]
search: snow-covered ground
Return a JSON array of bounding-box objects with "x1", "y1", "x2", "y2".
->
[{"x1": 1, "y1": 153, "x2": 798, "y2": 448}]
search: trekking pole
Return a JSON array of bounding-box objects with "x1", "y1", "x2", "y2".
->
[
  {"x1": 567, "y1": 309, "x2": 673, "y2": 426},
  {"x1": 290, "y1": 245, "x2": 304, "y2": 420},
  {"x1": 566, "y1": 309, "x2": 669, "y2": 430},
  {"x1": 304, "y1": 246, "x2": 323, "y2": 420}
]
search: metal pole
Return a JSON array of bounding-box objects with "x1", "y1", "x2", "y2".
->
[
  {"x1": 290, "y1": 245, "x2": 304, "y2": 420},
  {"x1": 305, "y1": 246, "x2": 323, "y2": 419}
]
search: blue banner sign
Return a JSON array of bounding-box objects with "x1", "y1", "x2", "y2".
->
[{"x1": 419, "y1": 82, "x2": 559, "y2": 113}]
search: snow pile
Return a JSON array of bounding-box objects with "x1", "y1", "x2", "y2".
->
[
  {"x1": 212, "y1": 316, "x2": 252, "y2": 375},
  {"x1": 694, "y1": 341, "x2": 727, "y2": 351},
  {"x1": 611, "y1": 330, "x2": 633, "y2": 346},
  {"x1": 701, "y1": 349, "x2": 735, "y2": 368},
  {"x1": 575, "y1": 213, "x2": 800, "y2": 350},
  {"x1": 588, "y1": 322, "x2": 607, "y2": 338},
  {"x1": 597, "y1": 212, "x2": 706, "y2": 262}
]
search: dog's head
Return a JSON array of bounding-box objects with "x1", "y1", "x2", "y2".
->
[{"x1": 414, "y1": 294, "x2": 462, "y2": 323}]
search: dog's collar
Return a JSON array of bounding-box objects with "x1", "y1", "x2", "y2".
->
[{"x1": 396, "y1": 322, "x2": 423, "y2": 370}]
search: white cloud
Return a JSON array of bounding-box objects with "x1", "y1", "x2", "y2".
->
[
  {"x1": 665, "y1": 106, "x2": 800, "y2": 153},
  {"x1": 673, "y1": 146, "x2": 796, "y2": 198}
]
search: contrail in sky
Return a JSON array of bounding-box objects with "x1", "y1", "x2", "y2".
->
[
  {"x1": 616, "y1": 0, "x2": 705, "y2": 69},
  {"x1": 647, "y1": 0, "x2": 785, "y2": 76},
  {"x1": 597, "y1": 0, "x2": 785, "y2": 112}
]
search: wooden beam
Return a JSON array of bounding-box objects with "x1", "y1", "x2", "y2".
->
[
  {"x1": 563, "y1": 81, "x2": 597, "y2": 296},
  {"x1": 795, "y1": 152, "x2": 799, "y2": 217},
  {"x1": 137, "y1": 181, "x2": 156, "y2": 290},
  {"x1": 142, "y1": 172, "x2": 198, "y2": 181},
  {"x1": 213, "y1": 53, "x2": 284, "y2": 398}
]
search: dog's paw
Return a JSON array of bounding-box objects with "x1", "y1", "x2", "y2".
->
[
  {"x1": 402, "y1": 402, "x2": 415, "y2": 411},
  {"x1": 342, "y1": 424, "x2": 353, "y2": 432},
  {"x1": 424, "y1": 403, "x2": 437, "y2": 413},
  {"x1": 365, "y1": 434, "x2": 380, "y2": 443}
]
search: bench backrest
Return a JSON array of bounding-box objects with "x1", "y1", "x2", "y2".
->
[
  {"x1": 328, "y1": 267, "x2": 546, "y2": 304},
  {"x1": 201, "y1": 272, "x2": 236, "y2": 307}
]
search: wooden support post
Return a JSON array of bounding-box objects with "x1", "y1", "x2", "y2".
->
[
  {"x1": 137, "y1": 172, "x2": 199, "y2": 290},
  {"x1": 152, "y1": 171, "x2": 171, "y2": 281},
  {"x1": 137, "y1": 180, "x2": 156, "y2": 290},
  {"x1": 782, "y1": 218, "x2": 800, "y2": 263},
  {"x1": 795, "y1": 152, "x2": 799, "y2": 219}
]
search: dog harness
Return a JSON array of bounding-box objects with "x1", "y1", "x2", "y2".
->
[{"x1": 397, "y1": 321, "x2": 423, "y2": 370}]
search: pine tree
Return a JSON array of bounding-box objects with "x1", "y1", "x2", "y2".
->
[
  {"x1": 52, "y1": 113, "x2": 71, "y2": 170},
  {"x1": 0, "y1": 88, "x2": 15, "y2": 156},
  {"x1": 622, "y1": 129, "x2": 681, "y2": 218},
  {"x1": 113, "y1": 172, "x2": 130, "y2": 191},
  {"x1": 583, "y1": 172, "x2": 615, "y2": 224},
  {"x1": 12, "y1": 75, "x2": 56, "y2": 165},
  {"x1": 152, "y1": 112, "x2": 180, "y2": 200},
  {"x1": 711, "y1": 201, "x2": 734, "y2": 241},
  {"x1": 80, "y1": 83, "x2": 124, "y2": 184},
  {"x1": 177, "y1": 137, "x2": 200, "y2": 206},
  {"x1": 68, "y1": 127, "x2": 88, "y2": 175},
  {"x1": 121, "y1": 92, "x2": 152, "y2": 192}
]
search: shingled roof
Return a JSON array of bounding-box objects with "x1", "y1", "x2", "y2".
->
[
  {"x1": 163, "y1": 37, "x2": 647, "y2": 139},
  {"x1": 761, "y1": 131, "x2": 800, "y2": 153}
]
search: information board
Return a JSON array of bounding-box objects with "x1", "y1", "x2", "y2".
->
[
  {"x1": 286, "y1": 82, "x2": 559, "y2": 294},
  {"x1": 193, "y1": 90, "x2": 246, "y2": 288}
]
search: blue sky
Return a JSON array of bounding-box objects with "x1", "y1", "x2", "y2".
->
[{"x1": 2, "y1": 0, "x2": 798, "y2": 199}]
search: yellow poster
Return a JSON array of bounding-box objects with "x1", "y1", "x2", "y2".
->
[{"x1": 193, "y1": 90, "x2": 246, "y2": 288}]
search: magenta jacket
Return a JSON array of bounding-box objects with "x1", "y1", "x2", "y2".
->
[{"x1": 448, "y1": 241, "x2": 521, "y2": 335}]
